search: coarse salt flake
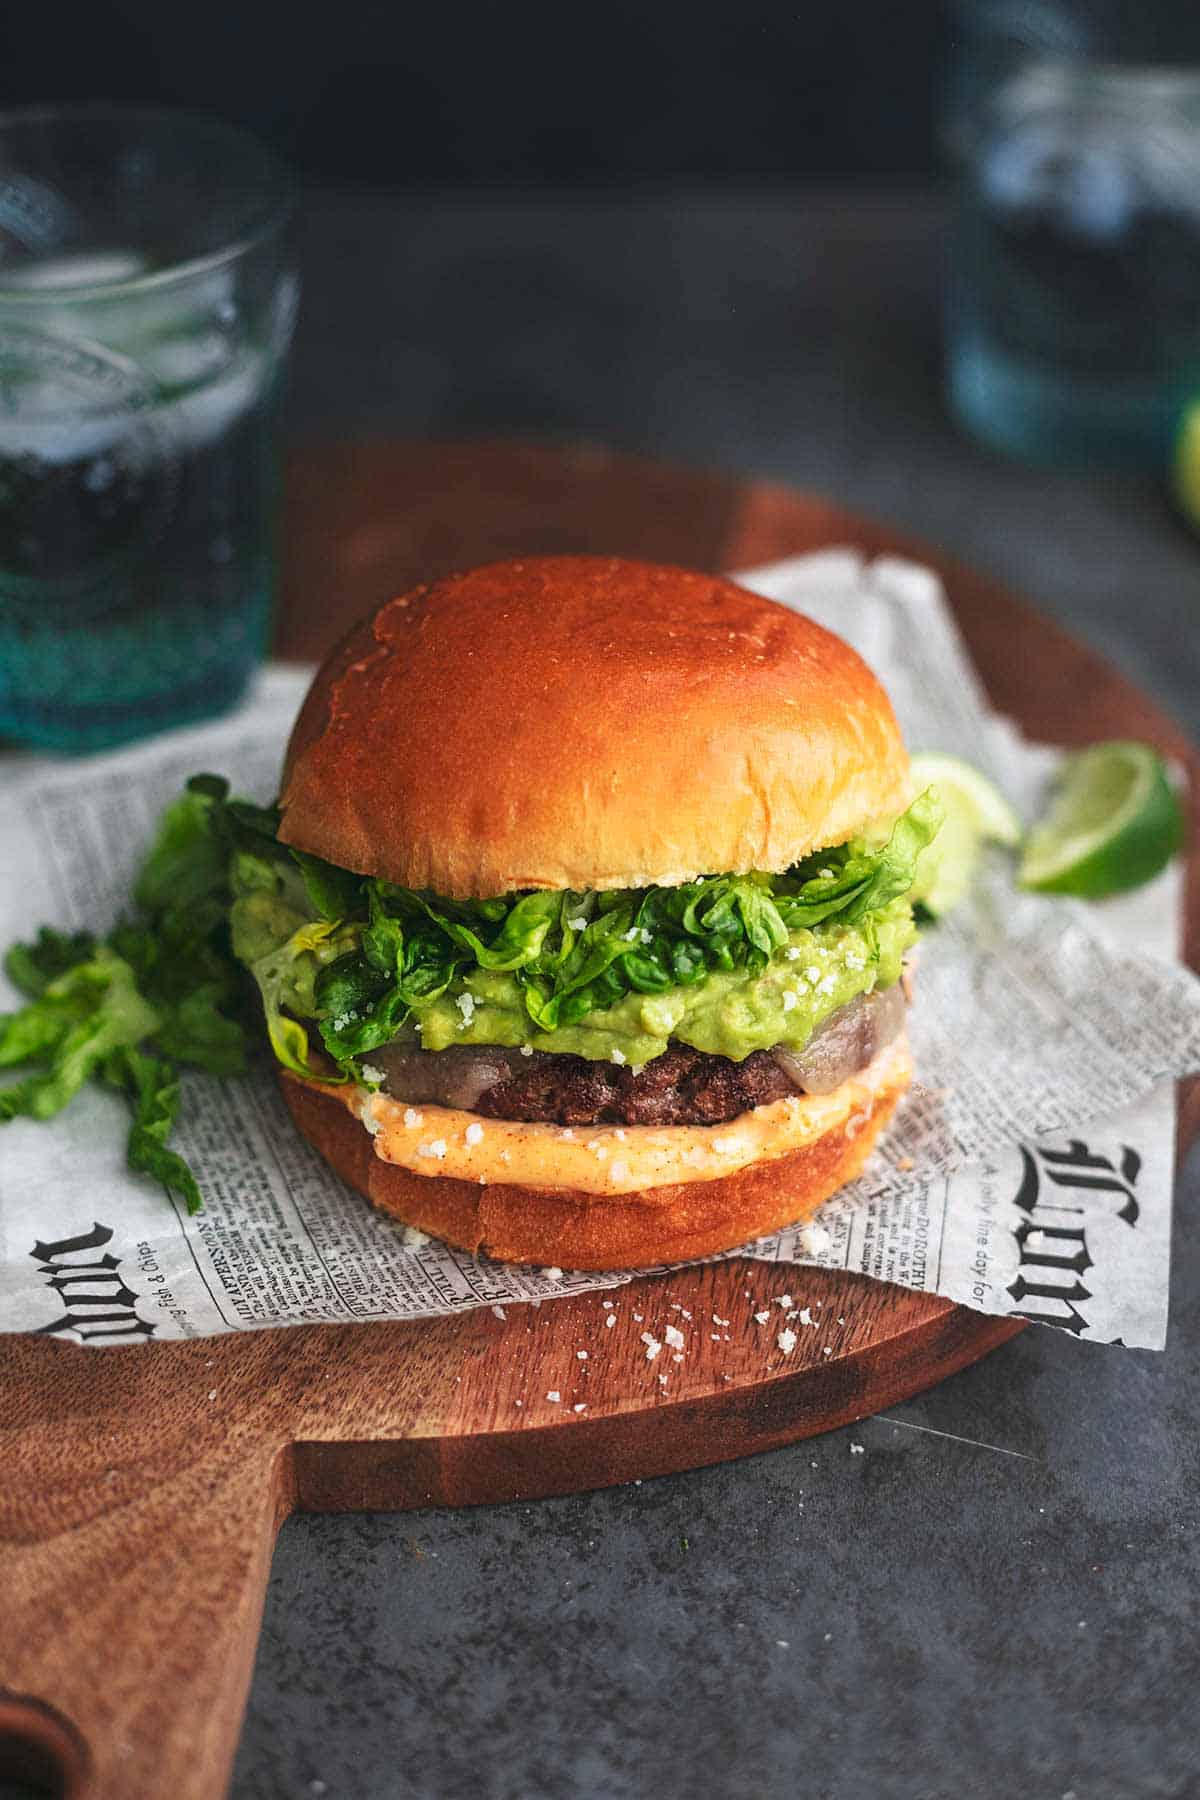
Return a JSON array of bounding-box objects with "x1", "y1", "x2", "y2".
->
[
  {"x1": 713, "y1": 1315, "x2": 730, "y2": 1326},
  {"x1": 641, "y1": 1332, "x2": 662, "y2": 1361},
  {"x1": 610, "y1": 1047, "x2": 626, "y2": 1065},
  {"x1": 781, "y1": 991, "x2": 798, "y2": 1013},
  {"x1": 711, "y1": 1136, "x2": 740, "y2": 1155},
  {"x1": 520, "y1": 1044, "x2": 534, "y2": 1057},
  {"x1": 850, "y1": 1443, "x2": 864, "y2": 1455},
  {"x1": 567, "y1": 915, "x2": 588, "y2": 931},
  {"x1": 417, "y1": 1139, "x2": 447, "y2": 1159},
  {"x1": 577, "y1": 1350, "x2": 588, "y2": 1360},
  {"x1": 799, "y1": 1223, "x2": 832, "y2": 1255},
  {"x1": 664, "y1": 1324, "x2": 685, "y2": 1350},
  {"x1": 605, "y1": 1315, "x2": 616, "y2": 1328},
  {"x1": 491, "y1": 1305, "x2": 506, "y2": 1320},
  {"x1": 465, "y1": 1122, "x2": 484, "y2": 1145},
  {"x1": 542, "y1": 1266, "x2": 564, "y2": 1281},
  {"x1": 360, "y1": 1063, "x2": 385, "y2": 1085},
  {"x1": 574, "y1": 1403, "x2": 587, "y2": 1413},
  {"x1": 546, "y1": 1391, "x2": 561, "y2": 1403},
  {"x1": 456, "y1": 992, "x2": 476, "y2": 1026},
  {"x1": 403, "y1": 1107, "x2": 424, "y2": 1129},
  {"x1": 804, "y1": 965, "x2": 821, "y2": 983},
  {"x1": 785, "y1": 946, "x2": 801, "y2": 961},
  {"x1": 754, "y1": 1310, "x2": 770, "y2": 1325},
  {"x1": 775, "y1": 1294, "x2": 793, "y2": 1309},
  {"x1": 777, "y1": 1329, "x2": 798, "y2": 1354}
]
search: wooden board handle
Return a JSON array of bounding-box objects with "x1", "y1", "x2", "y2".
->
[{"x1": 0, "y1": 1435, "x2": 288, "y2": 1800}]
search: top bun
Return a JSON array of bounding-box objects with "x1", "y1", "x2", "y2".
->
[{"x1": 278, "y1": 556, "x2": 910, "y2": 897}]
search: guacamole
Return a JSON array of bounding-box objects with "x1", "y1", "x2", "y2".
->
[{"x1": 229, "y1": 788, "x2": 939, "y2": 1080}]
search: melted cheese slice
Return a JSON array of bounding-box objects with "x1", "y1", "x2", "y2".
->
[{"x1": 313, "y1": 1036, "x2": 910, "y2": 1197}]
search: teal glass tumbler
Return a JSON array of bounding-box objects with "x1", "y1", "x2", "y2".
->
[{"x1": 0, "y1": 106, "x2": 297, "y2": 751}]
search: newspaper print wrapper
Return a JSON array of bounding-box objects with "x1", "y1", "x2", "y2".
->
[{"x1": 2, "y1": 553, "x2": 1198, "y2": 1349}]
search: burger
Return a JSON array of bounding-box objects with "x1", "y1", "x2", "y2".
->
[{"x1": 229, "y1": 555, "x2": 940, "y2": 1268}]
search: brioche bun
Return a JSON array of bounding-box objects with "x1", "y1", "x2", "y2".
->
[
  {"x1": 281, "y1": 1042, "x2": 910, "y2": 1269},
  {"x1": 278, "y1": 555, "x2": 910, "y2": 897}
]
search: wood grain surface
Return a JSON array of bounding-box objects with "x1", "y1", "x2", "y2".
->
[{"x1": 1, "y1": 440, "x2": 1195, "y2": 1800}]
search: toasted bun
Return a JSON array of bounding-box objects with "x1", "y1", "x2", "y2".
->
[
  {"x1": 279, "y1": 1049, "x2": 910, "y2": 1269},
  {"x1": 279, "y1": 555, "x2": 909, "y2": 896}
]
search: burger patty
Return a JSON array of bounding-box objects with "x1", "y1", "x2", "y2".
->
[{"x1": 374, "y1": 982, "x2": 906, "y2": 1127}]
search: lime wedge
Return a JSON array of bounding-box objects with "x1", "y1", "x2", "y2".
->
[
  {"x1": 1173, "y1": 399, "x2": 1200, "y2": 531},
  {"x1": 1018, "y1": 741, "x2": 1182, "y2": 898},
  {"x1": 908, "y1": 752, "x2": 1022, "y2": 917}
]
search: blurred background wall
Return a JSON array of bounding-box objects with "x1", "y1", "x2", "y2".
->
[{"x1": 0, "y1": 2, "x2": 942, "y2": 183}]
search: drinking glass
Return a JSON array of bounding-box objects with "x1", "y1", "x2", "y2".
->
[
  {"x1": 0, "y1": 106, "x2": 297, "y2": 750},
  {"x1": 943, "y1": 2, "x2": 1200, "y2": 467}
]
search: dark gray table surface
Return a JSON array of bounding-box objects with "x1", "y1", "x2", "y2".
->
[{"x1": 230, "y1": 186, "x2": 1199, "y2": 1800}]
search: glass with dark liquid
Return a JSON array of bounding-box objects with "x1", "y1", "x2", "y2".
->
[{"x1": 0, "y1": 107, "x2": 296, "y2": 750}]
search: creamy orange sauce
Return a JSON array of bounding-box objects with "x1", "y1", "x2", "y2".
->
[{"x1": 318, "y1": 1036, "x2": 910, "y2": 1196}]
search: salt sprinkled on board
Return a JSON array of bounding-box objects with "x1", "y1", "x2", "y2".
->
[
  {"x1": 605, "y1": 1315, "x2": 616, "y2": 1328},
  {"x1": 754, "y1": 1311, "x2": 770, "y2": 1325},
  {"x1": 641, "y1": 1332, "x2": 662, "y2": 1361},
  {"x1": 491, "y1": 1305, "x2": 506, "y2": 1321},
  {"x1": 777, "y1": 1329, "x2": 797, "y2": 1354},
  {"x1": 664, "y1": 1324, "x2": 685, "y2": 1351},
  {"x1": 775, "y1": 1295, "x2": 793, "y2": 1309}
]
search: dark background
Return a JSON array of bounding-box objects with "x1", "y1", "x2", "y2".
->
[{"x1": 1, "y1": 2, "x2": 946, "y2": 183}]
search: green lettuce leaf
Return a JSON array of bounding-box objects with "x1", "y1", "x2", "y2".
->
[
  {"x1": 2, "y1": 771, "x2": 259, "y2": 1209},
  {"x1": 773, "y1": 788, "x2": 944, "y2": 928},
  {"x1": 0, "y1": 950, "x2": 160, "y2": 1123},
  {"x1": 104, "y1": 1045, "x2": 203, "y2": 1215}
]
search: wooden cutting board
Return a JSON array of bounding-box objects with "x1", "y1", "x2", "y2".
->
[{"x1": 1, "y1": 442, "x2": 1196, "y2": 1800}]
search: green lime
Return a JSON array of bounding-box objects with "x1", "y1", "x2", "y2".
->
[
  {"x1": 1172, "y1": 399, "x2": 1200, "y2": 531},
  {"x1": 908, "y1": 752, "x2": 1023, "y2": 917},
  {"x1": 1018, "y1": 741, "x2": 1183, "y2": 898}
]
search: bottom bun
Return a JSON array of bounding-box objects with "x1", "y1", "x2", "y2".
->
[{"x1": 280, "y1": 1050, "x2": 911, "y2": 1269}]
